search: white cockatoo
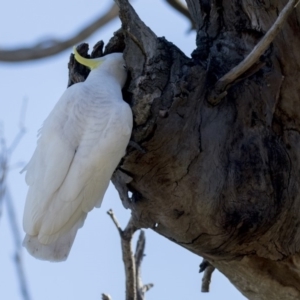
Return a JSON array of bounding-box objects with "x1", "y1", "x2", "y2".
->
[{"x1": 22, "y1": 48, "x2": 133, "y2": 262}]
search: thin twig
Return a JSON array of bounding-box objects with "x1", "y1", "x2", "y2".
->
[
  {"x1": 5, "y1": 189, "x2": 32, "y2": 300},
  {"x1": 208, "y1": 0, "x2": 300, "y2": 105},
  {"x1": 107, "y1": 209, "x2": 123, "y2": 235},
  {"x1": 135, "y1": 230, "x2": 145, "y2": 270},
  {"x1": 135, "y1": 230, "x2": 154, "y2": 300},
  {"x1": 135, "y1": 230, "x2": 145, "y2": 300},
  {"x1": 0, "y1": 103, "x2": 31, "y2": 300},
  {"x1": 123, "y1": 219, "x2": 139, "y2": 300},
  {"x1": 107, "y1": 210, "x2": 138, "y2": 300},
  {"x1": 142, "y1": 283, "x2": 154, "y2": 293},
  {"x1": 0, "y1": 4, "x2": 119, "y2": 62},
  {"x1": 0, "y1": 142, "x2": 31, "y2": 300},
  {"x1": 165, "y1": 0, "x2": 195, "y2": 29},
  {"x1": 201, "y1": 265, "x2": 215, "y2": 293},
  {"x1": 107, "y1": 210, "x2": 153, "y2": 299}
]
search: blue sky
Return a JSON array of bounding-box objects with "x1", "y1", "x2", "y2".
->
[{"x1": 0, "y1": 1, "x2": 245, "y2": 299}]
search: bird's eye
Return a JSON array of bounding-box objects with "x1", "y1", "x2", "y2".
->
[{"x1": 123, "y1": 65, "x2": 127, "y2": 70}]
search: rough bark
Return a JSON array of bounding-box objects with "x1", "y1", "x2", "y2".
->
[{"x1": 70, "y1": 0, "x2": 300, "y2": 299}]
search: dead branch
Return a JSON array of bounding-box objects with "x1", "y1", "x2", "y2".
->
[
  {"x1": 107, "y1": 208, "x2": 123, "y2": 234},
  {"x1": 0, "y1": 4, "x2": 119, "y2": 62},
  {"x1": 135, "y1": 231, "x2": 146, "y2": 291},
  {"x1": 141, "y1": 284, "x2": 154, "y2": 293},
  {"x1": 5, "y1": 189, "x2": 32, "y2": 300},
  {"x1": 208, "y1": 0, "x2": 300, "y2": 105},
  {"x1": 199, "y1": 258, "x2": 215, "y2": 293},
  {"x1": 201, "y1": 265, "x2": 215, "y2": 293},
  {"x1": 107, "y1": 210, "x2": 153, "y2": 300},
  {"x1": 135, "y1": 231, "x2": 154, "y2": 300},
  {"x1": 107, "y1": 209, "x2": 138, "y2": 300},
  {"x1": 0, "y1": 116, "x2": 31, "y2": 300}
]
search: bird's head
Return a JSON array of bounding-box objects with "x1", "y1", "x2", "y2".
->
[{"x1": 74, "y1": 47, "x2": 127, "y2": 87}]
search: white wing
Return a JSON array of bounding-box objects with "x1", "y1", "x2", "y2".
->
[
  {"x1": 23, "y1": 86, "x2": 79, "y2": 236},
  {"x1": 23, "y1": 82, "x2": 132, "y2": 261}
]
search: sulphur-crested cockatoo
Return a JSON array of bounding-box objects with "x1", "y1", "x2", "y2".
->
[{"x1": 22, "y1": 48, "x2": 132, "y2": 262}]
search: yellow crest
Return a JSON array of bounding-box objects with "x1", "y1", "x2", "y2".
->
[{"x1": 73, "y1": 47, "x2": 103, "y2": 70}]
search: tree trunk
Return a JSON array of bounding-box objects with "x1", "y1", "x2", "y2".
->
[{"x1": 102, "y1": 0, "x2": 300, "y2": 298}]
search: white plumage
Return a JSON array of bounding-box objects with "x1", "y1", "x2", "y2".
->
[{"x1": 22, "y1": 49, "x2": 132, "y2": 262}]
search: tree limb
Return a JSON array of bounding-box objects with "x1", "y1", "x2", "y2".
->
[
  {"x1": 135, "y1": 230, "x2": 154, "y2": 300},
  {"x1": 0, "y1": 4, "x2": 119, "y2": 62},
  {"x1": 135, "y1": 232, "x2": 145, "y2": 300},
  {"x1": 107, "y1": 210, "x2": 153, "y2": 300},
  {"x1": 208, "y1": 0, "x2": 300, "y2": 105},
  {"x1": 107, "y1": 210, "x2": 138, "y2": 300},
  {"x1": 107, "y1": 208, "x2": 123, "y2": 235},
  {"x1": 201, "y1": 265, "x2": 215, "y2": 293}
]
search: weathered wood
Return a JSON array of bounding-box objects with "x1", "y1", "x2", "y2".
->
[{"x1": 68, "y1": 0, "x2": 300, "y2": 298}]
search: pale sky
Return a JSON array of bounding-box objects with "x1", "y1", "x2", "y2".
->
[{"x1": 0, "y1": 1, "x2": 245, "y2": 299}]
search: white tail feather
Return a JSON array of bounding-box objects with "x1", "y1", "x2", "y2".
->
[{"x1": 23, "y1": 218, "x2": 84, "y2": 262}]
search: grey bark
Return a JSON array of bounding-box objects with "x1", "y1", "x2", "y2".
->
[{"x1": 69, "y1": 0, "x2": 300, "y2": 299}]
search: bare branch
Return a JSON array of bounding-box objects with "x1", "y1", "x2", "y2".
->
[
  {"x1": 165, "y1": 0, "x2": 195, "y2": 29},
  {"x1": 5, "y1": 189, "x2": 32, "y2": 300},
  {"x1": 123, "y1": 218, "x2": 139, "y2": 300},
  {"x1": 107, "y1": 210, "x2": 138, "y2": 300},
  {"x1": 0, "y1": 104, "x2": 31, "y2": 300},
  {"x1": 141, "y1": 283, "x2": 154, "y2": 293},
  {"x1": 0, "y1": 138, "x2": 31, "y2": 300},
  {"x1": 135, "y1": 230, "x2": 145, "y2": 300},
  {"x1": 135, "y1": 230, "x2": 154, "y2": 300},
  {"x1": 107, "y1": 210, "x2": 153, "y2": 299},
  {"x1": 0, "y1": 4, "x2": 119, "y2": 62},
  {"x1": 135, "y1": 230, "x2": 145, "y2": 270},
  {"x1": 201, "y1": 265, "x2": 215, "y2": 293},
  {"x1": 107, "y1": 209, "x2": 123, "y2": 235},
  {"x1": 208, "y1": 0, "x2": 300, "y2": 105},
  {"x1": 199, "y1": 258, "x2": 215, "y2": 292}
]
